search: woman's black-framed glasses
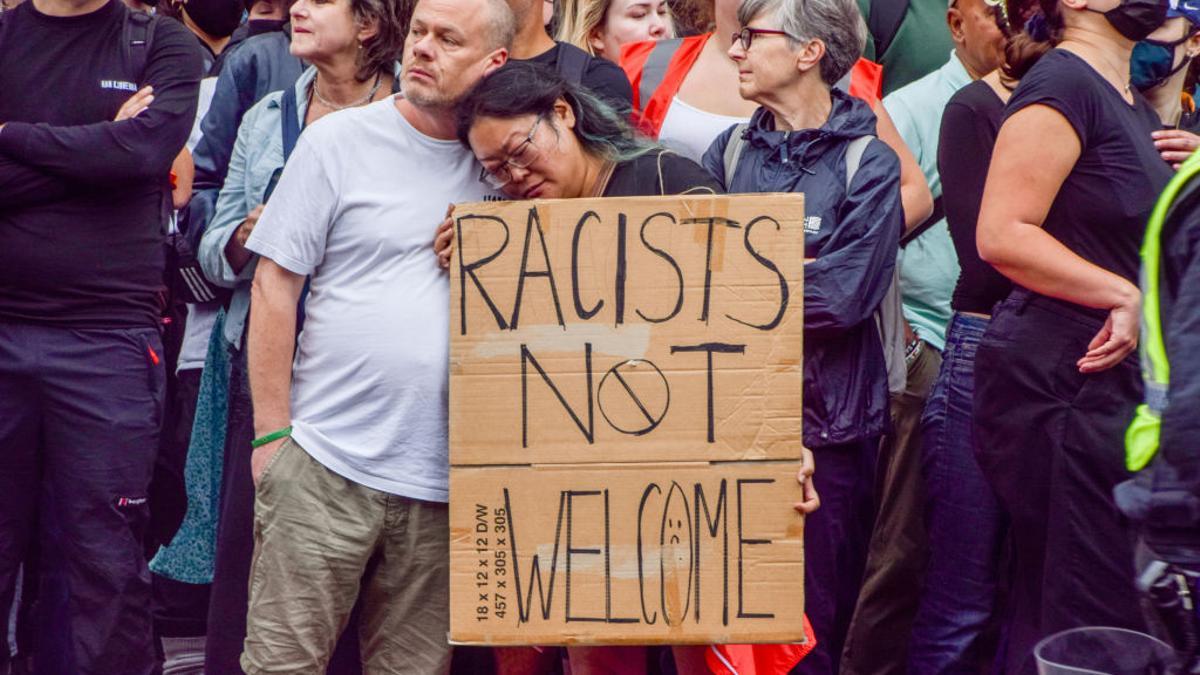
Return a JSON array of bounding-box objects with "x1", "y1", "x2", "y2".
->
[
  {"x1": 733, "y1": 26, "x2": 797, "y2": 51},
  {"x1": 479, "y1": 116, "x2": 544, "y2": 190}
]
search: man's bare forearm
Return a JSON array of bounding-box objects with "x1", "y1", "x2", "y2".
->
[{"x1": 247, "y1": 257, "x2": 305, "y2": 437}]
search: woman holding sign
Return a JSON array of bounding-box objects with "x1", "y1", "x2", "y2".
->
[
  {"x1": 699, "y1": 0, "x2": 904, "y2": 670},
  {"x1": 435, "y1": 59, "x2": 820, "y2": 675}
]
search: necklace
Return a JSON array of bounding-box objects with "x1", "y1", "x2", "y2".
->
[
  {"x1": 311, "y1": 71, "x2": 384, "y2": 111},
  {"x1": 1086, "y1": 45, "x2": 1132, "y2": 95}
]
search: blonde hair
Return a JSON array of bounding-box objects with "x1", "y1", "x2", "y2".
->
[
  {"x1": 555, "y1": 0, "x2": 612, "y2": 55},
  {"x1": 555, "y1": 0, "x2": 680, "y2": 56}
]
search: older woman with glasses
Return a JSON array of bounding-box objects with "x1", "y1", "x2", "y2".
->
[{"x1": 700, "y1": 0, "x2": 903, "y2": 671}]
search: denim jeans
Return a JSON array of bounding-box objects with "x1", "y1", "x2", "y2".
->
[{"x1": 908, "y1": 313, "x2": 1006, "y2": 674}]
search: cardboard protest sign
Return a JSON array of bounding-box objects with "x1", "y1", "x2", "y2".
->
[{"x1": 449, "y1": 194, "x2": 806, "y2": 645}]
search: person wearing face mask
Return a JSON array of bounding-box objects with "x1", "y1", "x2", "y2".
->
[
  {"x1": 160, "y1": 0, "x2": 245, "y2": 70},
  {"x1": 974, "y1": 0, "x2": 1174, "y2": 670},
  {"x1": 555, "y1": 0, "x2": 673, "y2": 62},
  {"x1": 0, "y1": 0, "x2": 201, "y2": 673},
  {"x1": 1135, "y1": 0, "x2": 1200, "y2": 167}
]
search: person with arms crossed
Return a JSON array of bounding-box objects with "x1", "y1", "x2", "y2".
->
[{"x1": 0, "y1": 0, "x2": 201, "y2": 671}]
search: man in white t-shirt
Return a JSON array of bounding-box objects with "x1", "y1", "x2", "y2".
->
[{"x1": 237, "y1": 0, "x2": 514, "y2": 670}]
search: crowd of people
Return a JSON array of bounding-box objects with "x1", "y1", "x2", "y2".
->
[{"x1": 1, "y1": 0, "x2": 1199, "y2": 671}]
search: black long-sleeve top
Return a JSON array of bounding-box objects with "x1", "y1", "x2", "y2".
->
[
  {"x1": 937, "y1": 79, "x2": 1013, "y2": 315},
  {"x1": 0, "y1": 0, "x2": 201, "y2": 328}
]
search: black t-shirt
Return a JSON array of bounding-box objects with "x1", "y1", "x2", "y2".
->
[
  {"x1": 1005, "y1": 49, "x2": 1172, "y2": 284},
  {"x1": 0, "y1": 0, "x2": 202, "y2": 328},
  {"x1": 939, "y1": 79, "x2": 1013, "y2": 314},
  {"x1": 1170, "y1": 104, "x2": 1200, "y2": 133},
  {"x1": 524, "y1": 42, "x2": 633, "y2": 115},
  {"x1": 604, "y1": 148, "x2": 722, "y2": 197}
]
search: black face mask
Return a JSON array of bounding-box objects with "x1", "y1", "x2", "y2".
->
[
  {"x1": 185, "y1": 0, "x2": 244, "y2": 38},
  {"x1": 245, "y1": 17, "x2": 287, "y2": 35},
  {"x1": 1092, "y1": 0, "x2": 1169, "y2": 42}
]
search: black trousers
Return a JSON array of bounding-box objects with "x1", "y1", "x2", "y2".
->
[
  {"x1": 151, "y1": 367, "x2": 210, "y2": 642},
  {"x1": 792, "y1": 438, "x2": 879, "y2": 675},
  {"x1": 974, "y1": 291, "x2": 1144, "y2": 674},
  {"x1": 0, "y1": 321, "x2": 165, "y2": 675},
  {"x1": 204, "y1": 344, "x2": 257, "y2": 674}
]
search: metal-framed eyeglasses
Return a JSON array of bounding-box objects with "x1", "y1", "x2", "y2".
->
[
  {"x1": 732, "y1": 26, "x2": 799, "y2": 51},
  {"x1": 478, "y1": 116, "x2": 545, "y2": 190}
]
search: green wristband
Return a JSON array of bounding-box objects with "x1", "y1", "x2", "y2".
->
[{"x1": 251, "y1": 426, "x2": 292, "y2": 449}]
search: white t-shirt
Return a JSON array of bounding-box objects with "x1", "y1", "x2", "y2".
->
[
  {"x1": 658, "y1": 96, "x2": 748, "y2": 164},
  {"x1": 246, "y1": 96, "x2": 491, "y2": 502}
]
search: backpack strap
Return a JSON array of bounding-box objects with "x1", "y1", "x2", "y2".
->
[
  {"x1": 721, "y1": 122, "x2": 750, "y2": 187},
  {"x1": 279, "y1": 83, "x2": 302, "y2": 163},
  {"x1": 843, "y1": 134, "x2": 872, "y2": 190},
  {"x1": 866, "y1": 0, "x2": 910, "y2": 61},
  {"x1": 555, "y1": 42, "x2": 590, "y2": 85},
  {"x1": 122, "y1": 6, "x2": 157, "y2": 86},
  {"x1": 844, "y1": 134, "x2": 906, "y2": 397}
]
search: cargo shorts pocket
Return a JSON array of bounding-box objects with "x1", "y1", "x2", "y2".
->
[{"x1": 255, "y1": 436, "x2": 296, "y2": 494}]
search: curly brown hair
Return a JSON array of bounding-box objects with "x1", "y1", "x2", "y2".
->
[
  {"x1": 1001, "y1": 0, "x2": 1062, "y2": 81},
  {"x1": 668, "y1": 0, "x2": 713, "y2": 35},
  {"x1": 353, "y1": 0, "x2": 413, "y2": 81}
]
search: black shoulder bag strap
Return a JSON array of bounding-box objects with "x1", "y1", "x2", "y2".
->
[
  {"x1": 867, "y1": 0, "x2": 909, "y2": 60},
  {"x1": 555, "y1": 42, "x2": 590, "y2": 85},
  {"x1": 122, "y1": 7, "x2": 157, "y2": 85},
  {"x1": 279, "y1": 83, "x2": 302, "y2": 162},
  {"x1": 277, "y1": 84, "x2": 313, "y2": 331},
  {"x1": 122, "y1": 8, "x2": 176, "y2": 243},
  {"x1": 899, "y1": 195, "x2": 944, "y2": 248}
]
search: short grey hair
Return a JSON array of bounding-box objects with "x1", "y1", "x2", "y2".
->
[
  {"x1": 736, "y1": 0, "x2": 867, "y2": 86},
  {"x1": 483, "y1": 0, "x2": 518, "y2": 50}
]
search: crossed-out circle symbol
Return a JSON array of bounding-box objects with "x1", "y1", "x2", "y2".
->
[{"x1": 597, "y1": 359, "x2": 671, "y2": 435}]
